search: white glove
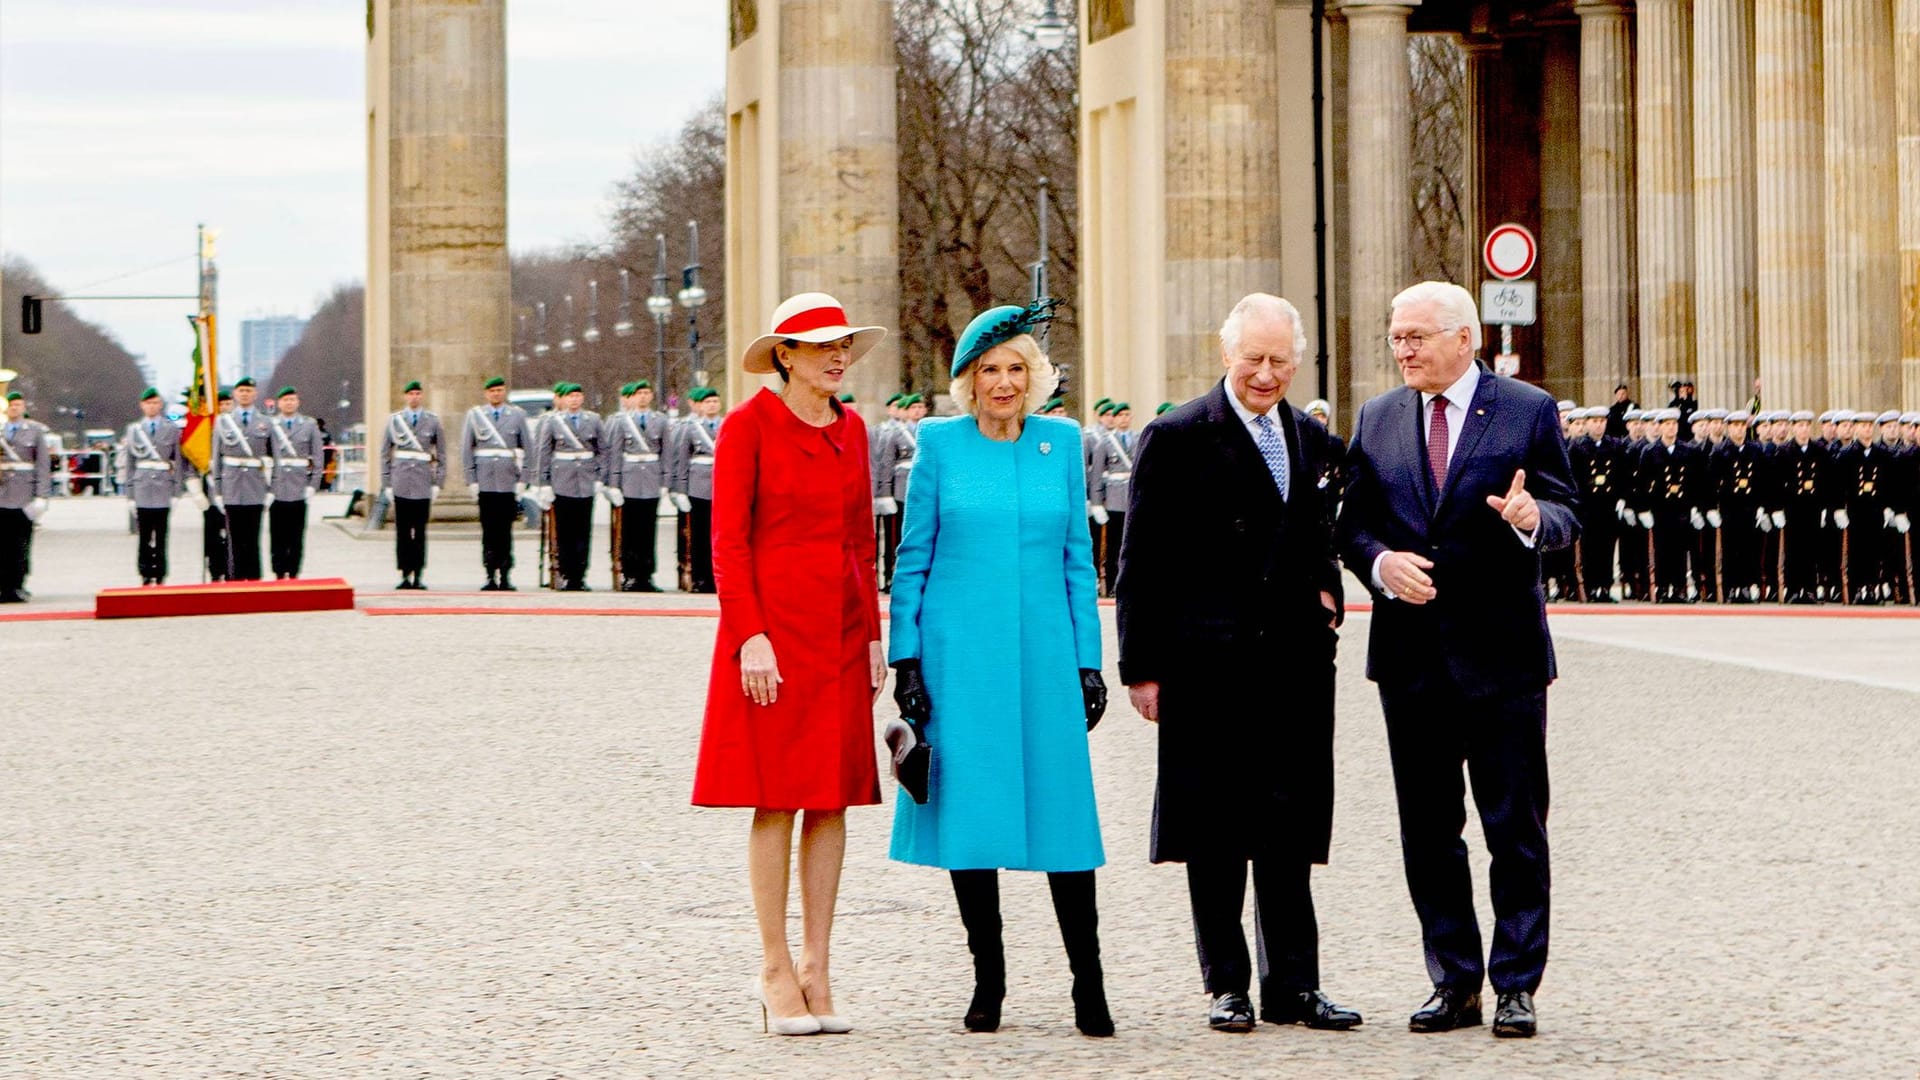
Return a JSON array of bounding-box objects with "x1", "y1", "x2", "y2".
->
[
  {"x1": 189, "y1": 491, "x2": 210, "y2": 512},
  {"x1": 1833, "y1": 508, "x2": 1849, "y2": 530},
  {"x1": 1819, "y1": 509, "x2": 1828, "y2": 528},
  {"x1": 429, "y1": 485, "x2": 441, "y2": 501},
  {"x1": 1689, "y1": 508, "x2": 1706, "y2": 531},
  {"x1": 1091, "y1": 505, "x2": 1110, "y2": 526},
  {"x1": 264, "y1": 492, "x2": 276, "y2": 507},
  {"x1": 1638, "y1": 511, "x2": 1654, "y2": 529},
  {"x1": 1771, "y1": 510, "x2": 1786, "y2": 529},
  {"x1": 607, "y1": 488, "x2": 625, "y2": 508},
  {"x1": 882, "y1": 717, "x2": 919, "y2": 768},
  {"x1": 874, "y1": 496, "x2": 898, "y2": 517},
  {"x1": 304, "y1": 486, "x2": 316, "y2": 502},
  {"x1": 24, "y1": 497, "x2": 48, "y2": 522},
  {"x1": 1619, "y1": 503, "x2": 1636, "y2": 526},
  {"x1": 1706, "y1": 509, "x2": 1723, "y2": 529},
  {"x1": 671, "y1": 492, "x2": 692, "y2": 513},
  {"x1": 184, "y1": 475, "x2": 204, "y2": 498},
  {"x1": 1895, "y1": 513, "x2": 1911, "y2": 535},
  {"x1": 594, "y1": 481, "x2": 611, "y2": 503},
  {"x1": 1756, "y1": 508, "x2": 1772, "y2": 533},
  {"x1": 535, "y1": 485, "x2": 555, "y2": 509},
  {"x1": 514, "y1": 482, "x2": 529, "y2": 499},
  {"x1": 212, "y1": 495, "x2": 226, "y2": 512},
  {"x1": 1883, "y1": 507, "x2": 1895, "y2": 527}
]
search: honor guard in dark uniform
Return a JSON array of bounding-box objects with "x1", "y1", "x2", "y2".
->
[
  {"x1": 0, "y1": 391, "x2": 52, "y2": 603},
  {"x1": 1569, "y1": 406, "x2": 1624, "y2": 601},
  {"x1": 1605, "y1": 384, "x2": 1636, "y2": 440},
  {"x1": 604, "y1": 380, "x2": 669, "y2": 591},
  {"x1": 534, "y1": 382, "x2": 603, "y2": 591},
  {"x1": 1668, "y1": 378, "x2": 1700, "y2": 432},
  {"x1": 1754, "y1": 410, "x2": 1785, "y2": 599},
  {"x1": 1614, "y1": 408, "x2": 1653, "y2": 599},
  {"x1": 463, "y1": 376, "x2": 529, "y2": 590},
  {"x1": 1687, "y1": 408, "x2": 1726, "y2": 598},
  {"x1": 1710, "y1": 410, "x2": 1769, "y2": 602},
  {"x1": 1539, "y1": 400, "x2": 1582, "y2": 600},
  {"x1": 1302, "y1": 398, "x2": 1348, "y2": 515},
  {"x1": 1637, "y1": 408, "x2": 1708, "y2": 602},
  {"x1": 1089, "y1": 401, "x2": 1137, "y2": 595},
  {"x1": 1900, "y1": 412, "x2": 1920, "y2": 604},
  {"x1": 264, "y1": 387, "x2": 325, "y2": 578},
  {"x1": 200, "y1": 388, "x2": 232, "y2": 580},
  {"x1": 119, "y1": 387, "x2": 187, "y2": 585},
  {"x1": 874, "y1": 392, "x2": 925, "y2": 589},
  {"x1": 381, "y1": 379, "x2": 445, "y2": 589},
  {"x1": 1832, "y1": 411, "x2": 1894, "y2": 603},
  {"x1": 1776, "y1": 411, "x2": 1828, "y2": 602},
  {"x1": 210, "y1": 377, "x2": 275, "y2": 580},
  {"x1": 668, "y1": 386, "x2": 723, "y2": 592}
]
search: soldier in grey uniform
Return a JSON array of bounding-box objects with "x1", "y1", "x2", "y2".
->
[
  {"x1": 118, "y1": 387, "x2": 189, "y2": 584},
  {"x1": 534, "y1": 381, "x2": 604, "y2": 590},
  {"x1": 871, "y1": 391, "x2": 903, "y2": 572},
  {"x1": 210, "y1": 376, "x2": 276, "y2": 580},
  {"x1": 604, "y1": 379, "x2": 670, "y2": 591},
  {"x1": 0, "y1": 391, "x2": 53, "y2": 602},
  {"x1": 464, "y1": 376, "x2": 530, "y2": 590},
  {"x1": 381, "y1": 379, "x2": 446, "y2": 590},
  {"x1": 201, "y1": 388, "x2": 233, "y2": 581},
  {"x1": 264, "y1": 386, "x2": 326, "y2": 578},
  {"x1": 1084, "y1": 400, "x2": 1115, "y2": 590},
  {"x1": 668, "y1": 386, "x2": 724, "y2": 592},
  {"x1": 1089, "y1": 401, "x2": 1137, "y2": 596},
  {"x1": 874, "y1": 391, "x2": 925, "y2": 588}
]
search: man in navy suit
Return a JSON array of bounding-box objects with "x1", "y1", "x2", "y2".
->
[{"x1": 1336, "y1": 281, "x2": 1579, "y2": 1039}]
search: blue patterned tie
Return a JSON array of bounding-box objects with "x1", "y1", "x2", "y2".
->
[{"x1": 1253, "y1": 414, "x2": 1290, "y2": 501}]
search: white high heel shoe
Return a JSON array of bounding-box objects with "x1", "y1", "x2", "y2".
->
[
  {"x1": 811, "y1": 1010, "x2": 852, "y2": 1035},
  {"x1": 755, "y1": 979, "x2": 822, "y2": 1036}
]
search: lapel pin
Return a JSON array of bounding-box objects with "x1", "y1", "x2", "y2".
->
[
  {"x1": 1476, "y1": 408, "x2": 1486, "y2": 416},
  {"x1": 1039, "y1": 441, "x2": 1052, "y2": 455}
]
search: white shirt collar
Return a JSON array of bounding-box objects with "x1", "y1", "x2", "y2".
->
[
  {"x1": 1223, "y1": 379, "x2": 1281, "y2": 429},
  {"x1": 1420, "y1": 362, "x2": 1480, "y2": 411}
]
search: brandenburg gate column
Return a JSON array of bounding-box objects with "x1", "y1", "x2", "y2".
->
[
  {"x1": 1577, "y1": 2, "x2": 1639, "y2": 402},
  {"x1": 1822, "y1": 0, "x2": 1902, "y2": 406},
  {"x1": 1754, "y1": 0, "x2": 1828, "y2": 409},
  {"x1": 1691, "y1": 0, "x2": 1759, "y2": 406},
  {"x1": 1635, "y1": 0, "x2": 1694, "y2": 402},
  {"x1": 1340, "y1": 1, "x2": 1417, "y2": 407}
]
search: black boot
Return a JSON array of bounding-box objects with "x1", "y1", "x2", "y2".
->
[
  {"x1": 480, "y1": 570, "x2": 498, "y2": 591},
  {"x1": 950, "y1": 870, "x2": 1005, "y2": 1033},
  {"x1": 1048, "y1": 870, "x2": 1114, "y2": 1037},
  {"x1": 499, "y1": 569, "x2": 516, "y2": 591}
]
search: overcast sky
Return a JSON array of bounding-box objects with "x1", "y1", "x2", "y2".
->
[{"x1": 0, "y1": 0, "x2": 726, "y2": 395}]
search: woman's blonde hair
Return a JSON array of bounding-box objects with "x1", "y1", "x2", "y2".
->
[{"x1": 948, "y1": 333, "x2": 1060, "y2": 415}]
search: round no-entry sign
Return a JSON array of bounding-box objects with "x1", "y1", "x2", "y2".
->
[{"x1": 1482, "y1": 223, "x2": 1537, "y2": 280}]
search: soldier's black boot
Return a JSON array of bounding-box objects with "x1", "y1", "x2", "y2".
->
[
  {"x1": 1048, "y1": 870, "x2": 1115, "y2": 1037},
  {"x1": 498, "y1": 569, "x2": 516, "y2": 591},
  {"x1": 480, "y1": 570, "x2": 498, "y2": 591},
  {"x1": 951, "y1": 870, "x2": 1005, "y2": 1033}
]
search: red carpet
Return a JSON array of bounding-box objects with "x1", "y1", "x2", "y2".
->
[{"x1": 95, "y1": 578, "x2": 356, "y2": 620}]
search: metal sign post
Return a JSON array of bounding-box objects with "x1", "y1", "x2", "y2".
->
[{"x1": 1481, "y1": 224, "x2": 1538, "y2": 377}]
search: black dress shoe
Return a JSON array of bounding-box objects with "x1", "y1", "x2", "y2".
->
[
  {"x1": 1262, "y1": 989, "x2": 1362, "y2": 1030},
  {"x1": 1208, "y1": 991, "x2": 1255, "y2": 1033},
  {"x1": 0, "y1": 590, "x2": 24, "y2": 603},
  {"x1": 1493, "y1": 991, "x2": 1537, "y2": 1038},
  {"x1": 1072, "y1": 976, "x2": 1114, "y2": 1037},
  {"x1": 635, "y1": 581, "x2": 661, "y2": 592},
  {"x1": 963, "y1": 980, "x2": 1004, "y2": 1033},
  {"x1": 1409, "y1": 986, "x2": 1483, "y2": 1033}
]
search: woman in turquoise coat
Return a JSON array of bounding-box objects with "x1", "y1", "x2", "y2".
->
[{"x1": 885, "y1": 299, "x2": 1113, "y2": 1037}]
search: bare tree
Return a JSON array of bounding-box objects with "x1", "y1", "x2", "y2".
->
[
  {"x1": 1408, "y1": 34, "x2": 1466, "y2": 285},
  {"x1": 1, "y1": 256, "x2": 150, "y2": 433}
]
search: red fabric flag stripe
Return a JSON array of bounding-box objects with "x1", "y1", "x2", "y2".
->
[{"x1": 774, "y1": 306, "x2": 851, "y2": 335}]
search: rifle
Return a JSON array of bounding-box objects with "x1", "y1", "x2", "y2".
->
[
  {"x1": 1713, "y1": 527, "x2": 1724, "y2": 603},
  {"x1": 543, "y1": 505, "x2": 559, "y2": 590},
  {"x1": 678, "y1": 506, "x2": 694, "y2": 593},
  {"x1": 610, "y1": 497, "x2": 624, "y2": 589},
  {"x1": 1840, "y1": 526, "x2": 1850, "y2": 603}
]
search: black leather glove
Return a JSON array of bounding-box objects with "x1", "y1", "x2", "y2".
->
[
  {"x1": 892, "y1": 659, "x2": 932, "y2": 724},
  {"x1": 1081, "y1": 669, "x2": 1108, "y2": 731}
]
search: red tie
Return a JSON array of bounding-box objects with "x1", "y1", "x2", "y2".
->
[{"x1": 1428, "y1": 394, "x2": 1451, "y2": 490}]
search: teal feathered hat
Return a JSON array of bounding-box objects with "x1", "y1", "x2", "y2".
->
[{"x1": 950, "y1": 297, "x2": 1059, "y2": 378}]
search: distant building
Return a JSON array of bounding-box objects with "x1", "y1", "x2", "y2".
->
[{"x1": 238, "y1": 315, "x2": 307, "y2": 385}]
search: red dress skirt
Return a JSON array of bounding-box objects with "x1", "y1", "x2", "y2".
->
[{"x1": 691, "y1": 389, "x2": 883, "y2": 810}]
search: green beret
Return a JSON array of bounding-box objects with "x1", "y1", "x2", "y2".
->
[
  {"x1": 1094, "y1": 397, "x2": 1112, "y2": 409},
  {"x1": 552, "y1": 381, "x2": 569, "y2": 395},
  {"x1": 837, "y1": 391, "x2": 857, "y2": 403},
  {"x1": 900, "y1": 393, "x2": 924, "y2": 407},
  {"x1": 1096, "y1": 402, "x2": 1115, "y2": 416},
  {"x1": 402, "y1": 379, "x2": 422, "y2": 393},
  {"x1": 275, "y1": 386, "x2": 297, "y2": 398},
  {"x1": 886, "y1": 392, "x2": 905, "y2": 406},
  {"x1": 688, "y1": 387, "x2": 718, "y2": 402},
  {"x1": 631, "y1": 379, "x2": 651, "y2": 391},
  {"x1": 1112, "y1": 402, "x2": 1132, "y2": 413},
  {"x1": 556, "y1": 382, "x2": 582, "y2": 396},
  {"x1": 483, "y1": 376, "x2": 507, "y2": 390},
  {"x1": 140, "y1": 387, "x2": 161, "y2": 401},
  {"x1": 5, "y1": 391, "x2": 22, "y2": 402},
  {"x1": 1156, "y1": 402, "x2": 1175, "y2": 415},
  {"x1": 233, "y1": 377, "x2": 256, "y2": 388},
  {"x1": 618, "y1": 381, "x2": 639, "y2": 397},
  {"x1": 1042, "y1": 397, "x2": 1065, "y2": 412},
  {"x1": 217, "y1": 388, "x2": 232, "y2": 402}
]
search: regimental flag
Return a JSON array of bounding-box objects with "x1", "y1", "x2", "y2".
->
[{"x1": 181, "y1": 315, "x2": 217, "y2": 473}]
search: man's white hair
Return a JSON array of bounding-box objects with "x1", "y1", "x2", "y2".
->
[
  {"x1": 1391, "y1": 280, "x2": 1482, "y2": 350},
  {"x1": 1218, "y1": 293, "x2": 1309, "y2": 361}
]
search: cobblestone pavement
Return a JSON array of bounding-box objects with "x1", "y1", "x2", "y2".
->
[{"x1": 3, "y1": 498, "x2": 1918, "y2": 1077}]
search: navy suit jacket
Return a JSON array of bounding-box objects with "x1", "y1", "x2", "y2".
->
[{"x1": 1336, "y1": 362, "x2": 1579, "y2": 694}]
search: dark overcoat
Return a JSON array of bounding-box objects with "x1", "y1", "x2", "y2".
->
[{"x1": 1116, "y1": 380, "x2": 1345, "y2": 865}]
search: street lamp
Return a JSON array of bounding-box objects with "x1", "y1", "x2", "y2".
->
[
  {"x1": 558, "y1": 294, "x2": 578, "y2": 354},
  {"x1": 646, "y1": 232, "x2": 675, "y2": 401},
  {"x1": 613, "y1": 269, "x2": 636, "y2": 338},
  {"x1": 677, "y1": 219, "x2": 708, "y2": 385},
  {"x1": 581, "y1": 280, "x2": 602, "y2": 345},
  {"x1": 1030, "y1": 0, "x2": 1070, "y2": 50},
  {"x1": 532, "y1": 301, "x2": 551, "y2": 358}
]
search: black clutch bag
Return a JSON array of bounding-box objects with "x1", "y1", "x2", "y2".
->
[{"x1": 893, "y1": 719, "x2": 932, "y2": 804}]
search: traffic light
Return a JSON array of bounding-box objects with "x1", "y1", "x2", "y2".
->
[{"x1": 21, "y1": 295, "x2": 43, "y2": 334}]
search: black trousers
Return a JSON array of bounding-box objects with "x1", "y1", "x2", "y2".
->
[
  {"x1": 687, "y1": 496, "x2": 714, "y2": 592},
  {"x1": 1617, "y1": 519, "x2": 1651, "y2": 598},
  {"x1": 1692, "y1": 522, "x2": 1720, "y2": 599},
  {"x1": 1577, "y1": 503, "x2": 1618, "y2": 597},
  {"x1": 553, "y1": 495, "x2": 592, "y2": 584},
  {"x1": 1540, "y1": 544, "x2": 1578, "y2": 599},
  {"x1": 226, "y1": 504, "x2": 264, "y2": 581},
  {"x1": 1380, "y1": 678, "x2": 1550, "y2": 995},
  {"x1": 1185, "y1": 857, "x2": 1319, "y2": 1002},
  {"x1": 1760, "y1": 519, "x2": 1782, "y2": 597},
  {"x1": 1720, "y1": 509, "x2": 1762, "y2": 594},
  {"x1": 618, "y1": 499, "x2": 659, "y2": 586},
  {"x1": 268, "y1": 499, "x2": 308, "y2": 577},
  {"x1": 1100, "y1": 512, "x2": 1126, "y2": 596},
  {"x1": 1651, "y1": 510, "x2": 1695, "y2": 598},
  {"x1": 478, "y1": 491, "x2": 517, "y2": 571},
  {"x1": 0, "y1": 508, "x2": 31, "y2": 592},
  {"x1": 202, "y1": 503, "x2": 230, "y2": 581},
  {"x1": 1844, "y1": 508, "x2": 1888, "y2": 598},
  {"x1": 393, "y1": 496, "x2": 429, "y2": 573},
  {"x1": 1781, "y1": 508, "x2": 1822, "y2": 596},
  {"x1": 879, "y1": 512, "x2": 902, "y2": 587},
  {"x1": 136, "y1": 507, "x2": 171, "y2": 582},
  {"x1": 1820, "y1": 519, "x2": 1845, "y2": 595}
]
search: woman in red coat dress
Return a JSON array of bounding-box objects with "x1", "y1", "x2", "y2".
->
[{"x1": 692, "y1": 293, "x2": 889, "y2": 1036}]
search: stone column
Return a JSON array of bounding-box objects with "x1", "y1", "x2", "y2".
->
[
  {"x1": 1162, "y1": 0, "x2": 1284, "y2": 402},
  {"x1": 1343, "y1": 2, "x2": 1417, "y2": 406},
  {"x1": 1824, "y1": 1, "x2": 1902, "y2": 407},
  {"x1": 1635, "y1": 0, "x2": 1694, "y2": 404},
  {"x1": 1328, "y1": 12, "x2": 1353, "y2": 412},
  {"x1": 1692, "y1": 0, "x2": 1759, "y2": 407},
  {"x1": 1898, "y1": 0, "x2": 1920, "y2": 408},
  {"x1": 1755, "y1": 0, "x2": 1828, "y2": 410},
  {"x1": 1540, "y1": 24, "x2": 1590, "y2": 401},
  {"x1": 387, "y1": 0, "x2": 509, "y2": 509},
  {"x1": 1578, "y1": 2, "x2": 1639, "y2": 400},
  {"x1": 778, "y1": 0, "x2": 899, "y2": 407}
]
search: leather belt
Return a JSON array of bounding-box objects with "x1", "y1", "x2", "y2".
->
[
  {"x1": 276, "y1": 457, "x2": 309, "y2": 467},
  {"x1": 473, "y1": 448, "x2": 515, "y2": 458},
  {"x1": 224, "y1": 457, "x2": 265, "y2": 468},
  {"x1": 392, "y1": 449, "x2": 430, "y2": 461},
  {"x1": 135, "y1": 460, "x2": 172, "y2": 471},
  {"x1": 691, "y1": 454, "x2": 715, "y2": 465},
  {"x1": 553, "y1": 450, "x2": 594, "y2": 461},
  {"x1": 622, "y1": 453, "x2": 659, "y2": 463},
  {"x1": 0, "y1": 462, "x2": 31, "y2": 472},
  {"x1": 1104, "y1": 470, "x2": 1132, "y2": 481}
]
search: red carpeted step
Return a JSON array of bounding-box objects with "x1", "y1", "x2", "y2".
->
[{"x1": 95, "y1": 578, "x2": 356, "y2": 620}]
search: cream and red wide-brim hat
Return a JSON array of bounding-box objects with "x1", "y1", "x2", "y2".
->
[{"x1": 740, "y1": 292, "x2": 888, "y2": 375}]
